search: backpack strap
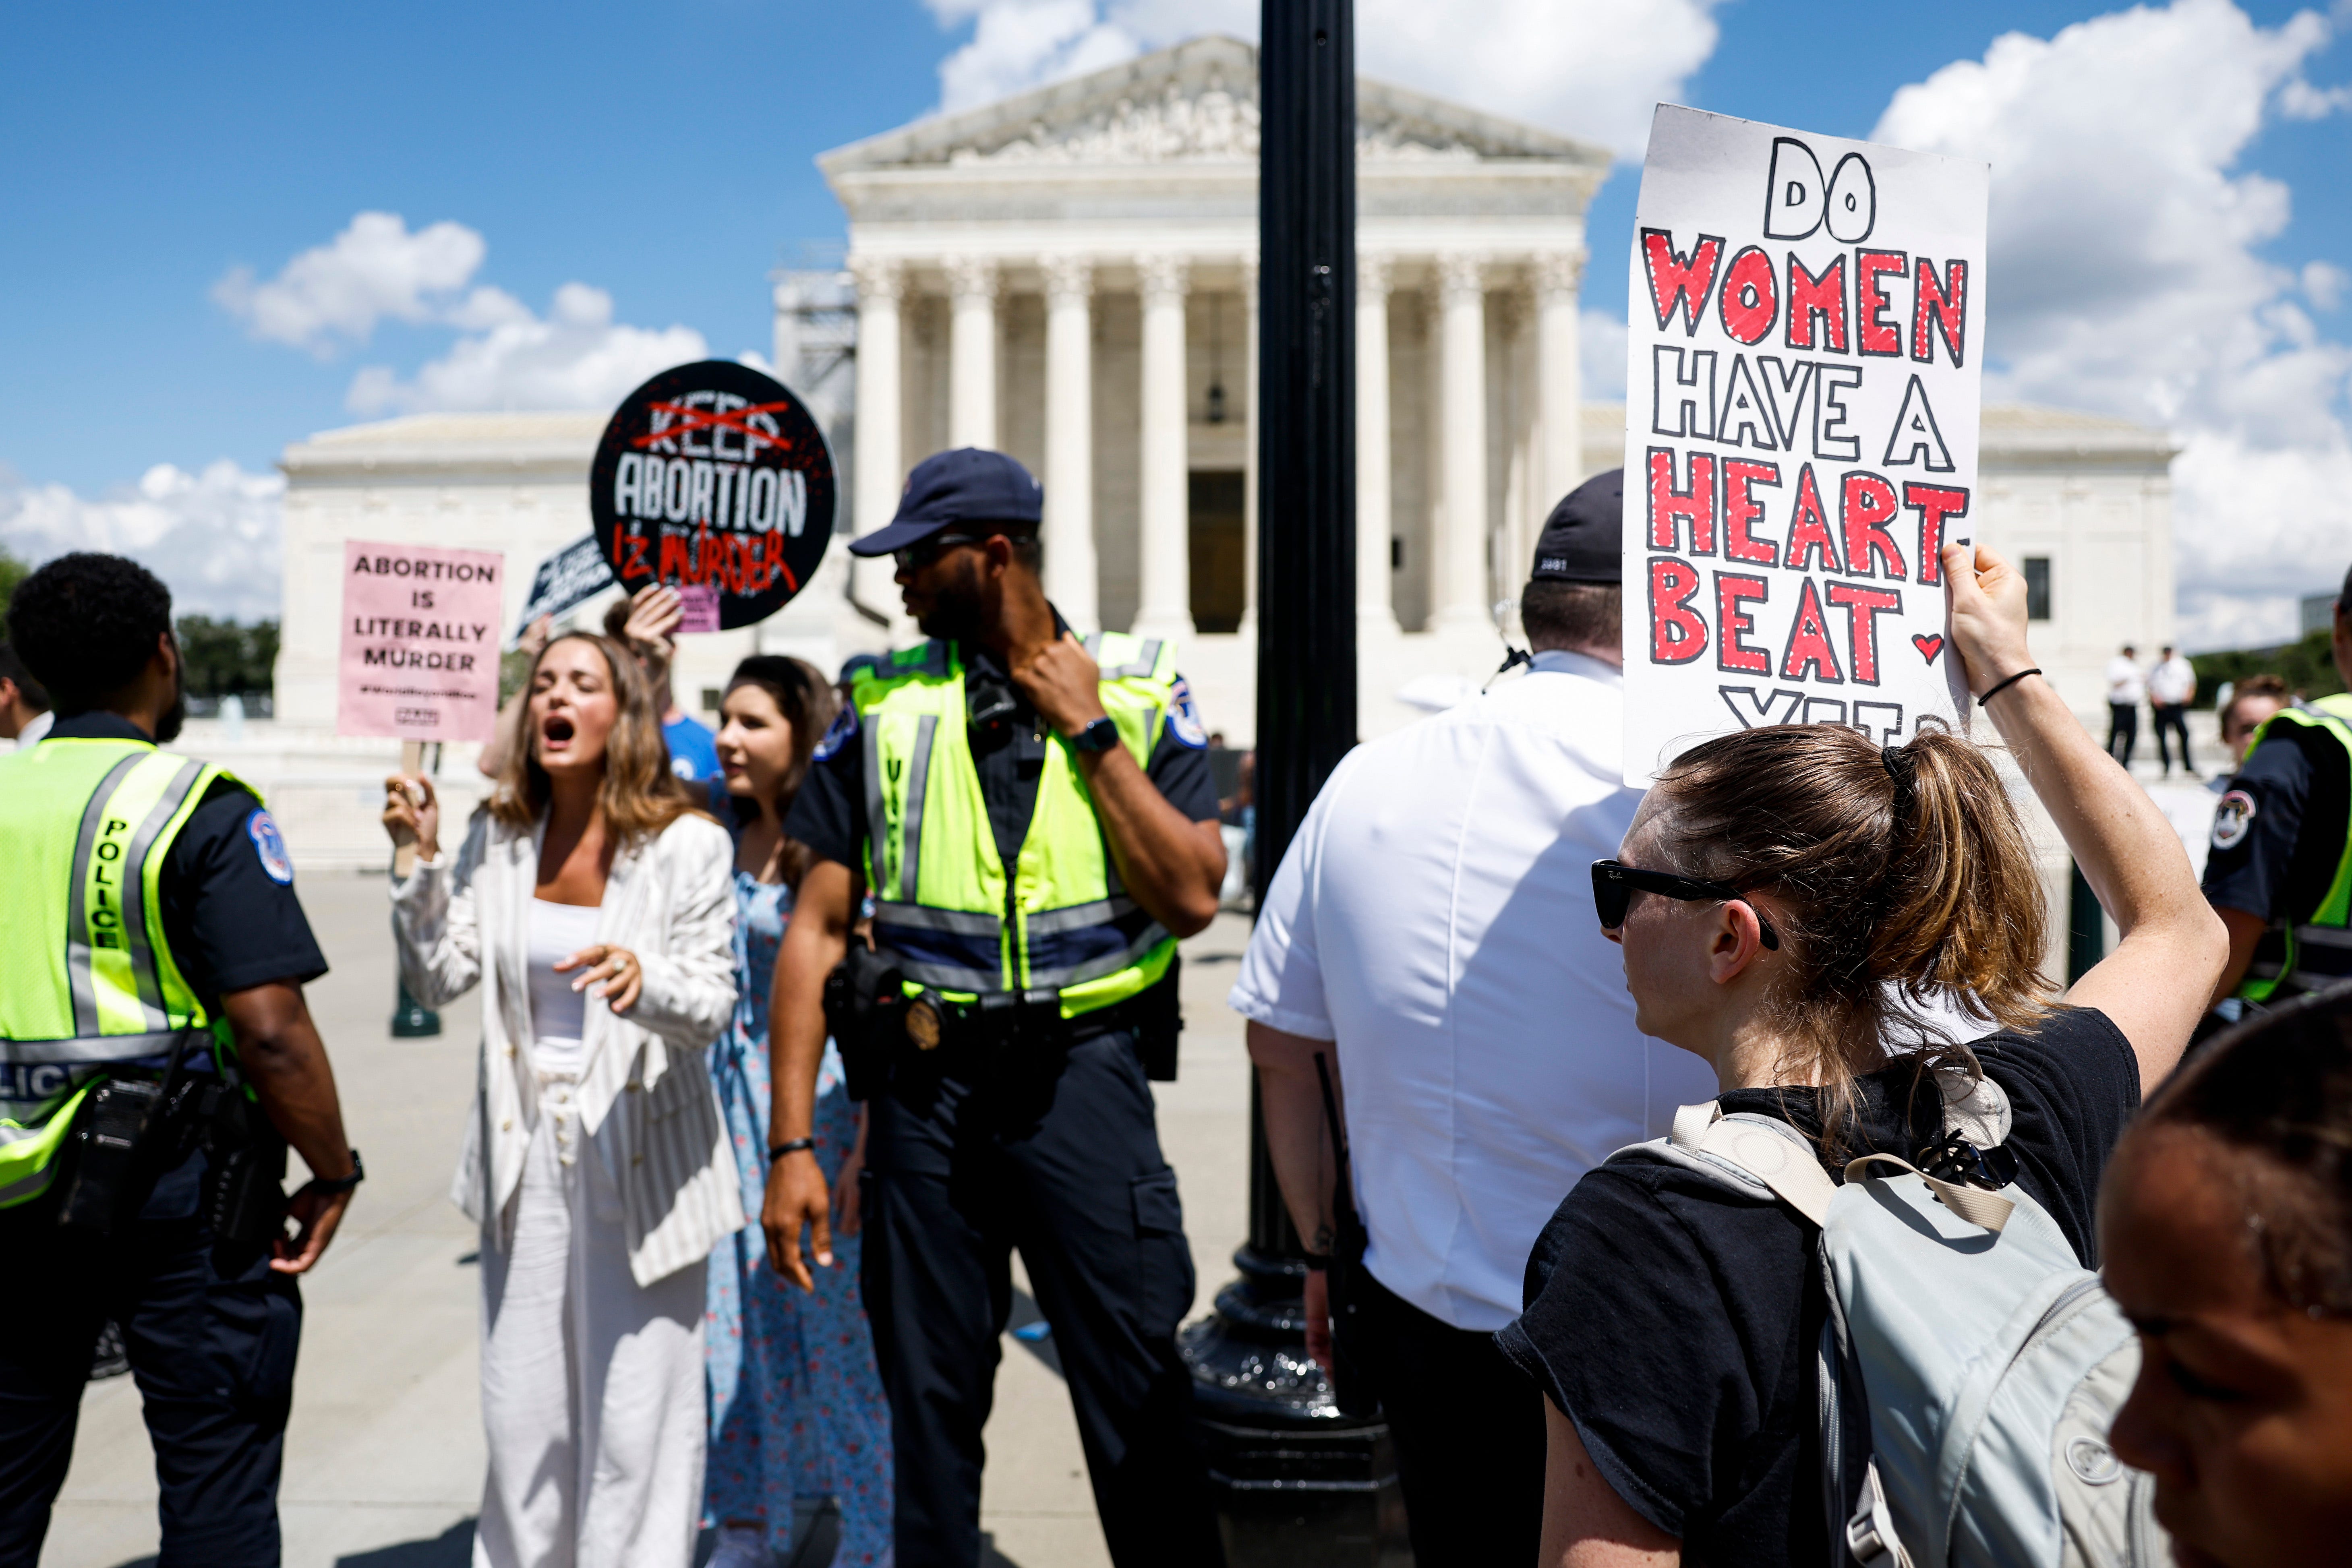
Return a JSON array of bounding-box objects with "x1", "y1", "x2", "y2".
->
[
  {"x1": 1843, "y1": 1152, "x2": 2016, "y2": 1233},
  {"x1": 1669, "y1": 1103, "x2": 1838, "y2": 1227}
]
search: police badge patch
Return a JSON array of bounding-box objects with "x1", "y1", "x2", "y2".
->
[
  {"x1": 246, "y1": 809, "x2": 295, "y2": 885},
  {"x1": 2212, "y1": 788, "x2": 2257, "y2": 852},
  {"x1": 813, "y1": 703, "x2": 859, "y2": 761},
  {"x1": 1165, "y1": 678, "x2": 1208, "y2": 749}
]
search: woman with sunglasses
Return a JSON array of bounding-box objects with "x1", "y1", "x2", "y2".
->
[{"x1": 1501, "y1": 543, "x2": 2228, "y2": 1568}]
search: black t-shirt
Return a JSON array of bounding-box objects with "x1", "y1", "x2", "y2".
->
[
  {"x1": 2202, "y1": 720, "x2": 2350, "y2": 925},
  {"x1": 1494, "y1": 1007, "x2": 2140, "y2": 1566},
  {"x1": 786, "y1": 634, "x2": 1220, "y2": 875},
  {"x1": 48, "y1": 714, "x2": 329, "y2": 1016}
]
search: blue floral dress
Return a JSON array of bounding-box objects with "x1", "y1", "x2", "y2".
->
[{"x1": 705, "y1": 870, "x2": 894, "y2": 1564}]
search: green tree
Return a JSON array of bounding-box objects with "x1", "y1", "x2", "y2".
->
[
  {"x1": 2191, "y1": 629, "x2": 2344, "y2": 707},
  {"x1": 0, "y1": 544, "x2": 26, "y2": 614},
  {"x1": 174, "y1": 616, "x2": 280, "y2": 699}
]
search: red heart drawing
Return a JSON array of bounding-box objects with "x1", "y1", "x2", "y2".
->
[{"x1": 1912, "y1": 633, "x2": 1944, "y2": 663}]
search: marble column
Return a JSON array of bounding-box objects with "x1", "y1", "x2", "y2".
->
[
  {"x1": 1433, "y1": 252, "x2": 1491, "y2": 632},
  {"x1": 849, "y1": 255, "x2": 908, "y2": 629},
  {"x1": 1356, "y1": 252, "x2": 1398, "y2": 634},
  {"x1": 1133, "y1": 254, "x2": 1194, "y2": 640},
  {"x1": 1042, "y1": 255, "x2": 1099, "y2": 631},
  {"x1": 1534, "y1": 248, "x2": 1587, "y2": 511},
  {"x1": 946, "y1": 255, "x2": 999, "y2": 451},
  {"x1": 1239, "y1": 251, "x2": 1261, "y2": 636}
]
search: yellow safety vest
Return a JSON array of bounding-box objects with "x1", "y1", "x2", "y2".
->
[
  {"x1": 852, "y1": 631, "x2": 1182, "y2": 1020},
  {"x1": 0, "y1": 736, "x2": 244, "y2": 1206},
  {"x1": 2234, "y1": 693, "x2": 2352, "y2": 1005}
]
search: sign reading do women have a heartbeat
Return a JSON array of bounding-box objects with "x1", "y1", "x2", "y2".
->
[{"x1": 1621, "y1": 105, "x2": 1988, "y2": 786}]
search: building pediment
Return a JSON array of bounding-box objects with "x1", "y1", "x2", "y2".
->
[{"x1": 818, "y1": 34, "x2": 1608, "y2": 177}]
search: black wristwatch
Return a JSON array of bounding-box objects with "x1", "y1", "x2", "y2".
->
[
  {"x1": 1070, "y1": 715, "x2": 1120, "y2": 754},
  {"x1": 310, "y1": 1149, "x2": 365, "y2": 1195}
]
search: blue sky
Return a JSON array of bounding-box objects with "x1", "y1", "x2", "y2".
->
[{"x1": 3, "y1": 0, "x2": 2349, "y2": 645}]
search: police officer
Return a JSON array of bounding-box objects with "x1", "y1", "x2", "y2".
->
[
  {"x1": 0, "y1": 553, "x2": 361, "y2": 1567},
  {"x1": 2203, "y1": 561, "x2": 2352, "y2": 1014},
  {"x1": 761, "y1": 449, "x2": 1228, "y2": 1567}
]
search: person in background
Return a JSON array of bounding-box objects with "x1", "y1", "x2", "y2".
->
[
  {"x1": 2216, "y1": 673, "x2": 2291, "y2": 772},
  {"x1": 2150, "y1": 642, "x2": 2199, "y2": 778},
  {"x1": 0, "y1": 641, "x2": 52, "y2": 748},
  {"x1": 478, "y1": 615, "x2": 553, "y2": 780},
  {"x1": 1509, "y1": 543, "x2": 2226, "y2": 1567},
  {"x1": 1232, "y1": 471, "x2": 1714, "y2": 1564},
  {"x1": 2202, "y1": 565, "x2": 2352, "y2": 1016},
  {"x1": 607, "y1": 586, "x2": 727, "y2": 810},
  {"x1": 2107, "y1": 641, "x2": 2146, "y2": 767},
  {"x1": 1, "y1": 554, "x2": 359, "y2": 1567},
  {"x1": 2102, "y1": 983, "x2": 2352, "y2": 1566},
  {"x1": 703, "y1": 656, "x2": 892, "y2": 1568},
  {"x1": 384, "y1": 630, "x2": 742, "y2": 1568}
]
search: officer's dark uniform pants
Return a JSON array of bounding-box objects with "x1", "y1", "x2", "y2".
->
[
  {"x1": 865, "y1": 1028, "x2": 1225, "y2": 1568},
  {"x1": 0, "y1": 1148, "x2": 301, "y2": 1568},
  {"x1": 1335, "y1": 1266, "x2": 1544, "y2": 1568},
  {"x1": 2153, "y1": 702, "x2": 2194, "y2": 772},
  {"x1": 2107, "y1": 702, "x2": 2139, "y2": 767}
]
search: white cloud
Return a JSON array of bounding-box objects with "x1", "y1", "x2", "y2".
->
[
  {"x1": 213, "y1": 212, "x2": 503, "y2": 355},
  {"x1": 346, "y1": 281, "x2": 706, "y2": 416},
  {"x1": 0, "y1": 461, "x2": 285, "y2": 621},
  {"x1": 1872, "y1": 0, "x2": 2352, "y2": 649},
  {"x1": 925, "y1": 0, "x2": 1721, "y2": 157}
]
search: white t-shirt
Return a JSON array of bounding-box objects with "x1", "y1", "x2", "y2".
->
[
  {"x1": 1228, "y1": 650, "x2": 1716, "y2": 1331},
  {"x1": 526, "y1": 898, "x2": 604, "y2": 1074},
  {"x1": 2148, "y1": 655, "x2": 2196, "y2": 706},
  {"x1": 2105, "y1": 656, "x2": 2147, "y2": 706}
]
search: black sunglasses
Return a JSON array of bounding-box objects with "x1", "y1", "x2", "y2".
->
[
  {"x1": 1591, "y1": 860, "x2": 1781, "y2": 950},
  {"x1": 891, "y1": 532, "x2": 988, "y2": 571}
]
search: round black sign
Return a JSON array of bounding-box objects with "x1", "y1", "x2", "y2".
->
[{"x1": 589, "y1": 360, "x2": 835, "y2": 630}]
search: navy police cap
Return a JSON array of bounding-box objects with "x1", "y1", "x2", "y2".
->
[
  {"x1": 848, "y1": 447, "x2": 1044, "y2": 557},
  {"x1": 1529, "y1": 468, "x2": 1623, "y2": 585}
]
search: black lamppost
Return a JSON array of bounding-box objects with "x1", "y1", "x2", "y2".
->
[{"x1": 1179, "y1": 4, "x2": 1406, "y2": 1562}]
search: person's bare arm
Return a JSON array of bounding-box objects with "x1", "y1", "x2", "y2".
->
[
  {"x1": 220, "y1": 981, "x2": 358, "y2": 1275},
  {"x1": 2208, "y1": 905, "x2": 2268, "y2": 1007},
  {"x1": 1541, "y1": 1399, "x2": 1681, "y2": 1568},
  {"x1": 1012, "y1": 634, "x2": 1225, "y2": 936},
  {"x1": 1246, "y1": 1020, "x2": 1342, "y2": 1371},
  {"x1": 1944, "y1": 544, "x2": 2229, "y2": 1085},
  {"x1": 762, "y1": 857, "x2": 854, "y2": 1291}
]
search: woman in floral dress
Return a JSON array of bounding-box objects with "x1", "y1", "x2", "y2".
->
[{"x1": 706, "y1": 656, "x2": 893, "y2": 1568}]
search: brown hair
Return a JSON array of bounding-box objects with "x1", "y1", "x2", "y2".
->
[
  {"x1": 487, "y1": 631, "x2": 700, "y2": 844},
  {"x1": 2220, "y1": 673, "x2": 2291, "y2": 739},
  {"x1": 1651, "y1": 723, "x2": 2055, "y2": 1137},
  {"x1": 723, "y1": 655, "x2": 837, "y2": 892},
  {"x1": 1520, "y1": 582, "x2": 1620, "y2": 653},
  {"x1": 2140, "y1": 985, "x2": 2352, "y2": 1315}
]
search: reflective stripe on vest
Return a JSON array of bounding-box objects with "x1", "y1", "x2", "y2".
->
[
  {"x1": 853, "y1": 633, "x2": 1180, "y2": 1018},
  {"x1": 2236, "y1": 693, "x2": 2352, "y2": 1004},
  {"x1": 0, "y1": 738, "x2": 246, "y2": 1206}
]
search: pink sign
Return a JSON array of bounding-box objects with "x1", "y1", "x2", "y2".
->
[
  {"x1": 337, "y1": 540, "x2": 505, "y2": 743},
  {"x1": 675, "y1": 582, "x2": 721, "y2": 634}
]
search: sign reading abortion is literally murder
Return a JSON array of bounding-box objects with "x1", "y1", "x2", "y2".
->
[
  {"x1": 1621, "y1": 105, "x2": 1987, "y2": 785},
  {"x1": 590, "y1": 360, "x2": 835, "y2": 630},
  {"x1": 337, "y1": 541, "x2": 504, "y2": 743}
]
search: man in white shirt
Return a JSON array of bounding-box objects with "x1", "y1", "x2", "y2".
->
[
  {"x1": 0, "y1": 642, "x2": 52, "y2": 749},
  {"x1": 2105, "y1": 643, "x2": 2146, "y2": 767},
  {"x1": 1230, "y1": 471, "x2": 1714, "y2": 1566},
  {"x1": 2148, "y1": 643, "x2": 2199, "y2": 778}
]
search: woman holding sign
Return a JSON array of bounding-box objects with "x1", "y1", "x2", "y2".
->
[
  {"x1": 1501, "y1": 545, "x2": 2227, "y2": 1567},
  {"x1": 383, "y1": 631, "x2": 741, "y2": 1568}
]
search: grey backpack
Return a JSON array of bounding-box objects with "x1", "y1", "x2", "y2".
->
[{"x1": 1609, "y1": 1074, "x2": 2167, "y2": 1568}]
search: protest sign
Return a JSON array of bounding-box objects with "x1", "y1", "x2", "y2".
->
[
  {"x1": 338, "y1": 541, "x2": 504, "y2": 743},
  {"x1": 513, "y1": 534, "x2": 614, "y2": 643},
  {"x1": 590, "y1": 360, "x2": 835, "y2": 630},
  {"x1": 1621, "y1": 105, "x2": 1987, "y2": 786}
]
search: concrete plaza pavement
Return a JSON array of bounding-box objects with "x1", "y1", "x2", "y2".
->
[{"x1": 40, "y1": 874, "x2": 1257, "y2": 1568}]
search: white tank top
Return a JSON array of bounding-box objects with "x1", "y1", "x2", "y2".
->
[{"x1": 526, "y1": 898, "x2": 604, "y2": 1074}]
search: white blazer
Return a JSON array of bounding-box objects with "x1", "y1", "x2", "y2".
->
[{"x1": 391, "y1": 806, "x2": 745, "y2": 1286}]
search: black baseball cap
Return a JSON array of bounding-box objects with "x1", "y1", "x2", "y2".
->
[
  {"x1": 1530, "y1": 468, "x2": 1623, "y2": 585},
  {"x1": 848, "y1": 447, "x2": 1044, "y2": 557}
]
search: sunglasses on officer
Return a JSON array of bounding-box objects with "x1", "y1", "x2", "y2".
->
[
  {"x1": 1590, "y1": 860, "x2": 1781, "y2": 950},
  {"x1": 891, "y1": 532, "x2": 988, "y2": 572}
]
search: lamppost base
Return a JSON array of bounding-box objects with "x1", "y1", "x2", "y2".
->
[
  {"x1": 390, "y1": 980, "x2": 441, "y2": 1038},
  {"x1": 1182, "y1": 1246, "x2": 1411, "y2": 1566}
]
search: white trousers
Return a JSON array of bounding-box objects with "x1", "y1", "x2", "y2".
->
[{"x1": 473, "y1": 1072, "x2": 708, "y2": 1568}]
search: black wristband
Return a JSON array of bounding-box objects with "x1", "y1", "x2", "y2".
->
[
  {"x1": 309, "y1": 1149, "x2": 364, "y2": 1195},
  {"x1": 1300, "y1": 1251, "x2": 1334, "y2": 1271},
  {"x1": 1977, "y1": 667, "x2": 2042, "y2": 708},
  {"x1": 768, "y1": 1138, "x2": 816, "y2": 1162}
]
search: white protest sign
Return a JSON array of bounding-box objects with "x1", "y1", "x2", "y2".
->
[{"x1": 1621, "y1": 104, "x2": 1987, "y2": 786}]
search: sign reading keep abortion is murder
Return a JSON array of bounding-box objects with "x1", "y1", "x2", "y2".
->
[
  {"x1": 1621, "y1": 105, "x2": 1988, "y2": 785},
  {"x1": 337, "y1": 541, "x2": 505, "y2": 743}
]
